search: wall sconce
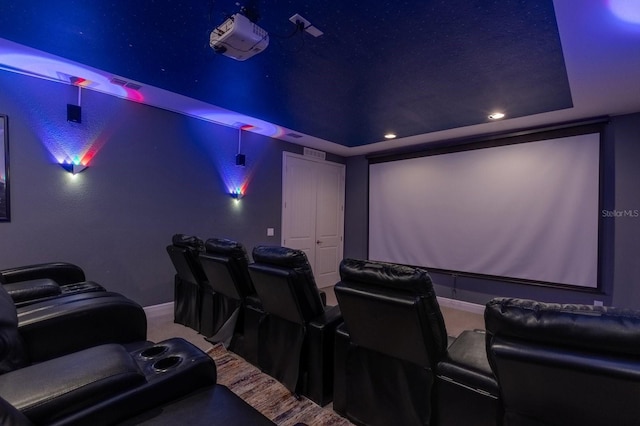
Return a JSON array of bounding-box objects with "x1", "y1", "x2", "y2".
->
[
  {"x1": 60, "y1": 162, "x2": 88, "y2": 175},
  {"x1": 67, "y1": 84, "x2": 83, "y2": 123},
  {"x1": 236, "y1": 127, "x2": 246, "y2": 167},
  {"x1": 230, "y1": 189, "x2": 244, "y2": 201}
]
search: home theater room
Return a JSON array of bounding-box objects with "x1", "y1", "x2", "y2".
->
[{"x1": 1, "y1": 0, "x2": 640, "y2": 425}]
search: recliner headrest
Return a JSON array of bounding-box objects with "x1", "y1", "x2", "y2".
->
[
  {"x1": 339, "y1": 258, "x2": 434, "y2": 295},
  {"x1": 171, "y1": 234, "x2": 204, "y2": 250},
  {"x1": 205, "y1": 238, "x2": 250, "y2": 263},
  {"x1": 252, "y1": 246, "x2": 311, "y2": 271},
  {"x1": 485, "y1": 297, "x2": 640, "y2": 356}
]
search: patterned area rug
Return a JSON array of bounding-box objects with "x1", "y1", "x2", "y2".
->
[{"x1": 207, "y1": 344, "x2": 353, "y2": 426}]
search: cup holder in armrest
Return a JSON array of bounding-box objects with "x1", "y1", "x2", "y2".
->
[
  {"x1": 153, "y1": 356, "x2": 182, "y2": 372},
  {"x1": 140, "y1": 345, "x2": 169, "y2": 359}
]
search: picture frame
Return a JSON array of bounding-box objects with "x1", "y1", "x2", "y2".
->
[{"x1": 0, "y1": 114, "x2": 9, "y2": 222}]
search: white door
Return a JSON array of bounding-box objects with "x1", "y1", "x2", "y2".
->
[{"x1": 282, "y1": 153, "x2": 345, "y2": 288}]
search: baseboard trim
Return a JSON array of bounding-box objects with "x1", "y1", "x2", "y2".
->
[
  {"x1": 437, "y1": 296, "x2": 485, "y2": 315},
  {"x1": 143, "y1": 301, "x2": 174, "y2": 318}
]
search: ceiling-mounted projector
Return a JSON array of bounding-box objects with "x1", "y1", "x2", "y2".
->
[{"x1": 209, "y1": 13, "x2": 269, "y2": 61}]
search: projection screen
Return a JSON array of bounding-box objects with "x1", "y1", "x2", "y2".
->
[{"x1": 369, "y1": 132, "x2": 600, "y2": 288}]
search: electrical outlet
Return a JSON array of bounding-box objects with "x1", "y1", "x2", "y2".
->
[
  {"x1": 267, "y1": 228, "x2": 275, "y2": 237},
  {"x1": 593, "y1": 300, "x2": 604, "y2": 306}
]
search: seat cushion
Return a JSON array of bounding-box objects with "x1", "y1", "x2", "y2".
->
[{"x1": 0, "y1": 344, "x2": 145, "y2": 424}]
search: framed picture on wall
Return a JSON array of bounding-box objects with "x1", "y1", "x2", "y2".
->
[{"x1": 0, "y1": 114, "x2": 9, "y2": 222}]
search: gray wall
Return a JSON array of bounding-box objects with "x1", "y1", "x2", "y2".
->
[
  {"x1": 343, "y1": 155, "x2": 369, "y2": 260},
  {"x1": 611, "y1": 112, "x2": 640, "y2": 308},
  {"x1": 0, "y1": 70, "x2": 344, "y2": 306},
  {"x1": 344, "y1": 113, "x2": 640, "y2": 307}
]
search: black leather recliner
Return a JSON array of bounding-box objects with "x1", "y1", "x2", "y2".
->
[
  {"x1": 0, "y1": 278, "x2": 147, "y2": 371},
  {"x1": 166, "y1": 234, "x2": 206, "y2": 331},
  {"x1": 0, "y1": 338, "x2": 216, "y2": 425},
  {"x1": 198, "y1": 238, "x2": 263, "y2": 363},
  {"x1": 248, "y1": 245, "x2": 341, "y2": 406},
  {"x1": 334, "y1": 259, "x2": 499, "y2": 426},
  {"x1": 0, "y1": 383, "x2": 277, "y2": 426},
  {"x1": 485, "y1": 297, "x2": 640, "y2": 426},
  {"x1": 0, "y1": 262, "x2": 105, "y2": 307},
  {"x1": 0, "y1": 273, "x2": 221, "y2": 425},
  {"x1": 0, "y1": 272, "x2": 277, "y2": 426},
  {"x1": 15, "y1": 291, "x2": 149, "y2": 363}
]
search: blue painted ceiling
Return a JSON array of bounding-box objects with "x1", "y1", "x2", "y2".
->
[{"x1": 0, "y1": 1, "x2": 573, "y2": 147}]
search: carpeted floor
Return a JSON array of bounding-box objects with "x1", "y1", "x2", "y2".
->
[{"x1": 207, "y1": 344, "x2": 354, "y2": 426}]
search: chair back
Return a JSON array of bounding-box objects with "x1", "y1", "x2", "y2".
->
[
  {"x1": 200, "y1": 238, "x2": 255, "y2": 300},
  {"x1": 248, "y1": 246, "x2": 324, "y2": 325},
  {"x1": 166, "y1": 234, "x2": 205, "y2": 285},
  {"x1": 335, "y1": 258, "x2": 448, "y2": 368},
  {"x1": 485, "y1": 297, "x2": 640, "y2": 426}
]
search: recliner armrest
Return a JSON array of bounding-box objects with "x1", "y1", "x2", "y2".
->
[
  {"x1": 319, "y1": 290, "x2": 327, "y2": 306},
  {"x1": 4, "y1": 279, "x2": 61, "y2": 303},
  {"x1": 332, "y1": 322, "x2": 349, "y2": 416},
  {"x1": 437, "y1": 330, "x2": 498, "y2": 394},
  {"x1": 309, "y1": 304, "x2": 342, "y2": 329},
  {"x1": 435, "y1": 330, "x2": 500, "y2": 426},
  {"x1": 0, "y1": 262, "x2": 86, "y2": 285},
  {"x1": 306, "y1": 305, "x2": 342, "y2": 405},
  {"x1": 17, "y1": 293, "x2": 147, "y2": 363}
]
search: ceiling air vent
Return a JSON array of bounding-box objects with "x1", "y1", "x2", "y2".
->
[
  {"x1": 286, "y1": 132, "x2": 303, "y2": 139},
  {"x1": 125, "y1": 82, "x2": 142, "y2": 90},
  {"x1": 303, "y1": 147, "x2": 326, "y2": 160},
  {"x1": 110, "y1": 77, "x2": 127, "y2": 86}
]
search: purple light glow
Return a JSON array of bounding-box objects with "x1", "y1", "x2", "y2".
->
[{"x1": 609, "y1": 0, "x2": 640, "y2": 25}]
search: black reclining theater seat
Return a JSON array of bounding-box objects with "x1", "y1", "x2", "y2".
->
[
  {"x1": 0, "y1": 338, "x2": 218, "y2": 425},
  {"x1": 0, "y1": 262, "x2": 105, "y2": 307},
  {"x1": 0, "y1": 365, "x2": 276, "y2": 426},
  {"x1": 166, "y1": 234, "x2": 206, "y2": 331},
  {"x1": 485, "y1": 297, "x2": 640, "y2": 426},
  {"x1": 1, "y1": 280, "x2": 147, "y2": 371},
  {"x1": 334, "y1": 258, "x2": 499, "y2": 426},
  {"x1": 15, "y1": 291, "x2": 149, "y2": 362},
  {"x1": 0, "y1": 277, "x2": 220, "y2": 425},
  {"x1": 248, "y1": 245, "x2": 341, "y2": 406},
  {"x1": 198, "y1": 238, "x2": 264, "y2": 363},
  {"x1": 333, "y1": 259, "x2": 449, "y2": 426}
]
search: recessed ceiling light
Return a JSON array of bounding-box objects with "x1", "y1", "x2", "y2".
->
[
  {"x1": 384, "y1": 133, "x2": 397, "y2": 139},
  {"x1": 488, "y1": 112, "x2": 505, "y2": 120}
]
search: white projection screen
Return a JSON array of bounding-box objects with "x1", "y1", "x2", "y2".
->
[{"x1": 369, "y1": 132, "x2": 600, "y2": 288}]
